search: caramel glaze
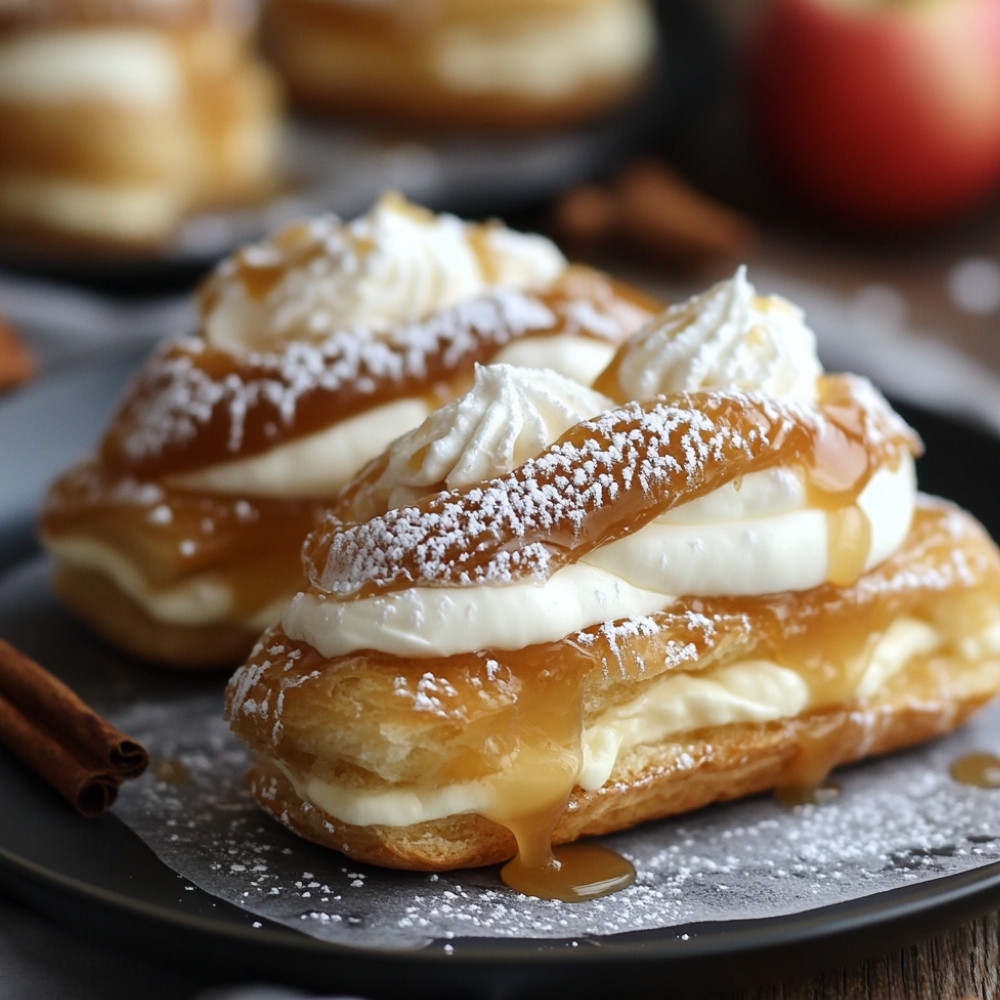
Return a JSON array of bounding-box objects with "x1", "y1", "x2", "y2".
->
[
  {"x1": 43, "y1": 270, "x2": 655, "y2": 624},
  {"x1": 42, "y1": 466, "x2": 326, "y2": 621},
  {"x1": 951, "y1": 753, "x2": 1000, "y2": 788},
  {"x1": 233, "y1": 500, "x2": 1000, "y2": 891},
  {"x1": 100, "y1": 270, "x2": 657, "y2": 478}
]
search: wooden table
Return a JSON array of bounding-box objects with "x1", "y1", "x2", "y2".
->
[{"x1": 728, "y1": 912, "x2": 998, "y2": 999}]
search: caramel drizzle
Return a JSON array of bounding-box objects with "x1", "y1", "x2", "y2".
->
[
  {"x1": 100, "y1": 274, "x2": 651, "y2": 479},
  {"x1": 42, "y1": 464, "x2": 326, "y2": 613},
  {"x1": 307, "y1": 375, "x2": 918, "y2": 599}
]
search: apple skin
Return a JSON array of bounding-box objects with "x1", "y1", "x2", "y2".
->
[{"x1": 748, "y1": 0, "x2": 1000, "y2": 228}]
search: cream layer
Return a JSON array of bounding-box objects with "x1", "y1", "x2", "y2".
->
[{"x1": 0, "y1": 29, "x2": 183, "y2": 107}]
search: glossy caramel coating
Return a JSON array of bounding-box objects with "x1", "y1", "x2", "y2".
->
[
  {"x1": 226, "y1": 375, "x2": 998, "y2": 871},
  {"x1": 306, "y1": 374, "x2": 919, "y2": 599}
]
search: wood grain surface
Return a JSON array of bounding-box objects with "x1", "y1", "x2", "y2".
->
[{"x1": 718, "y1": 912, "x2": 1000, "y2": 999}]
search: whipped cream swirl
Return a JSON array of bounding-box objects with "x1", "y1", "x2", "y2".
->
[
  {"x1": 361, "y1": 363, "x2": 613, "y2": 511},
  {"x1": 200, "y1": 193, "x2": 567, "y2": 352},
  {"x1": 610, "y1": 266, "x2": 822, "y2": 402}
]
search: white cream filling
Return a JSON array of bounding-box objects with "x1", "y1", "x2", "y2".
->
[
  {"x1": 202, "y1": 195, "x2": 567, "y2": 352},
  {"x1": 279, "y1": 617, "x2": 956, "y2": 828},
  {"x1": 492, "y1": 333, "x2": 618, "y2": 388},
  {"x1": 167, "y1": 397, "x2": 434, "y2": 497},
  {"x1": 0, "y1": 30, "x2": 184, "y2": 107},
  {"x1": 282, "y1": 458, "x2": 916, "y2": 658},
  {"x1": 0, "y1": 175, "x2": 188, "y2": 240},
  {"x1": 614, "y1": 267, "x2": 823, "y2": 403},
  {"x1": 430, "y1": 1, "x2": 655, "y2": 98}
]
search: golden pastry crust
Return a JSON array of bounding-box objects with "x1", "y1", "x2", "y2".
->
[
  {"x1": 40, "y1": 227, "x2": 657, "y2": 667},
  {"x1": 51, "y1": 564, "x2": 260, "y2": 669},
  {"x1": 246, "y1": 677, "x2": 999, "y2": 871}
]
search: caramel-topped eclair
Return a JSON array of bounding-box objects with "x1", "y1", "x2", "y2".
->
[
  {"x1": 262, "y1": 0, "x2": 656, "y2": 130},
  {"x1": 224, "y1": 268, "x2": 1000, "y2": 891},
  {"x1": 0, "y1": 0, "x2": 280, "y2": 248},
  {"x1": 40, "y1": 195, "x2": 658, "y2": 667}
]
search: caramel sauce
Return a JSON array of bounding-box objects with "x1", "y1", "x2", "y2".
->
[
  {"x1": 776, "y1": 780, "x2": 841, "y2": 809},
  {"x1": 502, "y1": 843, "x2": 635, "y2": 902},
  {"x1": 155, "y1": 757, "x2": 191, "y2": 786},
  {"x1": 41, "y1": 465, "x2": 325, "y2": 620},
  {"x1": 951, "y1": 753, "x2": 1000, "y2": 788},
  {"x1": 825, "y1": 505, "x2": 871, "y2": 588}
]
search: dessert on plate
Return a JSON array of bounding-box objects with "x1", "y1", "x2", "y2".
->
[
  {"x1": 262, "y1": 0, "x2": 657, "y2": 130},
  {"x1": 225, "y1": 268, "x2": 1000, "y2": 882},
  {"x1": 39, "y1": 195, "x2": 657, "y2": 667},
  {"x1": 0, "y1": 0, "x2": 281, "y2": 249}
]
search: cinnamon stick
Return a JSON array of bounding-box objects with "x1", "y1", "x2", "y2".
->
[
  {"x1": 550, "y1": 159, "x2": 756, "y2": 270},
  {"x1": 0, "y1": 638, "x2": 148, "y2": 817},
  {"x1": 0, "y1": 315, "x2": 36, "y2": 390}
]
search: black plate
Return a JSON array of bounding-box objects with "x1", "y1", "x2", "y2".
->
[{"x1": 2, "y1": 346, "x2": 1000, "y2": 999}]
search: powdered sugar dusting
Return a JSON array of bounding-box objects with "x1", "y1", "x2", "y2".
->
[
  {"x1": 108, "y1": 290, "x2": 557, "y2": 467},
  {"x1": 4, "y1": 558, "x2": 1000, "y2": 955},
  {"x1": 313, "y1": 388, "x2": 818, "y2": 596},
  {"x1": 107, "y1": 661, "x2": 1000, "y2": 950}
]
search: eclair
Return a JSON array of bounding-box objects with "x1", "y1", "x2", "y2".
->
[
  {"x1": 262, "y1": 0, "x2": 656, "y2": 130},
  {"x1": 225, "y1": 268, "x2": 1000, "y2": 882},
  {"x1": 0, "y1": 0, "x2": 281, "y2": 249},
  {"x1": 39, "y1": 195, "x2": 658, "y2": 667}
]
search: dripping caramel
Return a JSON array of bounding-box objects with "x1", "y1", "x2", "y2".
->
[
  {"x1": 951, "y1": 753, "x2": 1000, "y2": 788},
  {"x1": 41, "y1": 465, "x2": 326, "y2": 620}
]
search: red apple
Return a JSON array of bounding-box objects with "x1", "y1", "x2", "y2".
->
[{"x1": 748, "y1": 0, "x2": 1000, "y2": 228}]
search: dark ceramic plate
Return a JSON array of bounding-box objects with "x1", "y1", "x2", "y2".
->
[{"x1": 2, "y1": 345, "x2": 1000, "y2": 999}]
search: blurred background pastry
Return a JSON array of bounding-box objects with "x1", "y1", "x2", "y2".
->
[
  {"x1": 262, "y1": 0, "x2": 658, "y2": 130},
  {"x1": 0, "y1": 0, "x2": 282, "y2": 250}
]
